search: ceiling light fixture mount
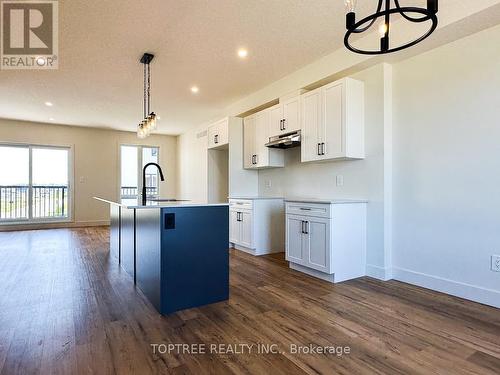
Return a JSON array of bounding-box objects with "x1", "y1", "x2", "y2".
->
[
  {"x1": 344, "y1": 0, "x2": 438, "y2": 55},
  {"x1": 137, "y1": 53, "x2": 158, "y2": 139}
]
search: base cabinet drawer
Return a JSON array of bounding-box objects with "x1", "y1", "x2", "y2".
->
[
  {"x1": 286, "y1": 202, "x2": 331, "y2": 219},
  {"x1": 229, "y1": 199, "x2": 253, "y2": 210}
]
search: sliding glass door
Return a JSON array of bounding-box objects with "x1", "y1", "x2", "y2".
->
[
  {"x1": 0, "y1": 145, "x2": 29, "y2": 220},
  {"x1": 120, "y1": 145, "x2": 159, "y2": 198},
  {"x1": 0, "y1": 144, "x2": 70, "y2": 223}
]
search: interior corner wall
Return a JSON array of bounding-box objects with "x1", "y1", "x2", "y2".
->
[
  {"x1": 0, "y1": 119, "x2": 177, "y2": 226},
  {"x1": 392, "y1": 24, "x2": 500, "y2": 307}
]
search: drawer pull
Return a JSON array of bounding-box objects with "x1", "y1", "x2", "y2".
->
[{"x1": 300, "y1": 207, "x2": 312, "y2": 211}]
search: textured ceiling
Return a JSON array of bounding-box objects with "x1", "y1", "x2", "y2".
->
[{"x1": 0, "y1": 0, "x2": 499, "y2": 134}]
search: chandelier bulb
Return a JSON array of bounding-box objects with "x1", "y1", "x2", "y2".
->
[
  {"x1": 379, "y1": 22, "x2": 388, "y2": 37},
  {"x1": 344, "y1": 0, "x2": 357, "y2": 13}
]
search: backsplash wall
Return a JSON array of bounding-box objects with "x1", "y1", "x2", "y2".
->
[{"x1": 258, "y1": 65, "x2": 387, "y2": 270}]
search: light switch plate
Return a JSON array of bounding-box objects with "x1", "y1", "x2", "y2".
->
[
  {"x1": 491, "y1": 255, "x2": 500, "y2": 272},
  {"x1": 336, "y1": 175, "x2": 344, "y2": 187}
]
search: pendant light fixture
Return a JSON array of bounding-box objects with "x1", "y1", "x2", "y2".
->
[
  {"x1": 137, "y1": 53, "x2": 158, "y2": 138},
  {"x1": 344, "y1": 0, "x2": 438, "y2": 55}
]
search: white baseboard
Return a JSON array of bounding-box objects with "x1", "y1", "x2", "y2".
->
[
  {"x1": 232, "y1": 244, "x2": 283, "y2": 256},
  {"x1": 289, "y1": 263, "x2": 335, "y2": 283},
  {"x1": 366, "y1": 264, "x2": 393, "y2": 281},
  {"x1": 0, "y1": 220, "x2": 110, "y2": 232},
  {"x1": 393, "y1": 267, "x2": 500, "y2": 309}
]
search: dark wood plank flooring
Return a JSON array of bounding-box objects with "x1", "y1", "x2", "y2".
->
[{"x1": 0, "y1": 227, "x2": 499, "y2": 374}]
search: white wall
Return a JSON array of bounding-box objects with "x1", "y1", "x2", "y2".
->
[
  {"x1": 177, "y1": 117, "x2": 258, "y2": 202},
  {"x1": 392, "y1": 24, "x2": 500, "y2": 307},
  {"x1": 0, "y1": 119, "x2": 177, "y2": 227},
  {"x1": 176, "y1": 126, "x2": 208, "y2": 202},
  {"x1": 175, "y1": 23, "x2": 500, "y2": 308},
  {"x1": 207, "y1": 149, "x2": 228, "y2": 203}
]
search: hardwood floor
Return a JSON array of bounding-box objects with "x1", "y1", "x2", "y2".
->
[{"x1": 0, "y1": 227, "x2": 499, "y2": 375}]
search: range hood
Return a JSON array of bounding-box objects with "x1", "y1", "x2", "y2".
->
[{"x1": 265, "y1": 130, "x2": 301, "y2": 149}]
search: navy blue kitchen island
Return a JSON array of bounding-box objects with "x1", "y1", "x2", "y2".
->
[{"x1": 95, "y1": 197, "x2": 229, "y2": 315}]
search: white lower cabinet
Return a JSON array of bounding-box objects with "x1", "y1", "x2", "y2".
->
[
  {"x1": 229, "y1": 198, "x2": 284, "y2": 256},
  {"x1": 285, "y1": 200, "x2": 367, "y2": 283}
]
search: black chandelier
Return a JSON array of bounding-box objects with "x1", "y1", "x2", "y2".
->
[
  {"x1": 344, "y1": 0, "x2": 438, "y2": 55},
  {"x1": 137, "y1": 53, "x2": 158, "y2": 138}
]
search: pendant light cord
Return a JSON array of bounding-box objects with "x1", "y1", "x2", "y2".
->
[
  {"x1": 147, "y1": 63, "x2": 151, "y2": 115},
  {"x1": 143, "y1": 63, "x2": 147, "y2": 119}
]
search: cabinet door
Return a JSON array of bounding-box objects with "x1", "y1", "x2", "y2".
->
[
  {"x1": 300, "y1": 88, "x2": 322, "y2": 162},
  {"x1": 239, "y1": 211, "x2": 253, "y2": 249},
  {"x1": 217, "y1": 119, "x2": 229, "y2": 146},
  {"x1": 286, "y1": 215, "x2": 306, "y2": 264},
  {"x1": 254, "y1": 109, "x2": 270, "y2": 168},
  {"x1": 304, "y1": 217, "x2": 331, "y2": 273},
  {"x1": 322, "y1": 82, "x2": 343, "y2": 159},
  {"x1": 268, "y1": 104, "x2": 283, "y2": 138},
  {"x1": 282, "y1": 96, "x2": 300, "y2": 133},
  {"x1": 207, "y1": 125, "x2": 218, "y2": 149},
  {"x1": 229, "y1": 210, "x2": 240, "y2": 244},
  {"x1": 243, "y1": 115, "x2": 256, "y2": 169}
]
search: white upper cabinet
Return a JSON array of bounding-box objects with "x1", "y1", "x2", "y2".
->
[
  {"x1": 301, "y1": 88, "x2": 322, "y2": 162},
  {"x1": 243, "y1": 115, "x2": 256, "y2": 169},
  {"x1": 243, "y1": 109, "x2": 284, "y2": 169},
  {"x1": 269, "y1": 96, "x2": 301, "y2": 137},
  {"x1": 301, "y1": 78, "x2": 365, "y2": 162},
  {"x1": 207, "y1": 118, "x2": 229, "y2": 149}
]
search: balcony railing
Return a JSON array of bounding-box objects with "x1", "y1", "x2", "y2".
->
[
  {"x1": 120, "y1": 173, "x2": 158, "y2": 198},
  {"x1": 120, "y1": 186, "x2": 158, "y2": 197},
  {"x1": 0, "y1": 185, "x2": 68, "y2": 221}
]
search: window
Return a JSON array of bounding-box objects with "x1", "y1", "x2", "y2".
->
[
  {"x1": 0, "y1": 144, "x2": 71, "y2": 223},
  {"x1": 120, "y1": 145, "x2": 159, "y2": 198}
]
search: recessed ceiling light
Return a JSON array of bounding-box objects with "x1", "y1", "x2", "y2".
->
[
  {"x1": 45, "y1": 101, "x2": 53, "y2": 107},
  {"x1": 237, "y1": 48, "x2": 248, "y2": 58},
  {"x1": 191, "y1": 86, "x2": 199, "y2": 94}
]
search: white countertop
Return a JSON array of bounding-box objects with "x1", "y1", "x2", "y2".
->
[
  {"x1": 94, "y1": 197, "x2": 229, "y2": 209},
  {"x1": 285, "y1": 198, "x2": 368, "y2": 204}
]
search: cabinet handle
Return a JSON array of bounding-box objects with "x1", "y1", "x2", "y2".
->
[
  {"x1": 301, "y1": 221, "x2": 305, "y2": 234},
  {"x1": 300, "y1": 207, "x2": 311, "y2": 211},
  {"x1": 301, "y1": 221, "x2": 309, "y2": 234},
  {"x1": 282, "y1": 118, "x2": 286, "y2": 130},
  {"x1": 317, "y1": 143, "x2": 321, "y2": 156},
  {"x1": 321, "y1": 142, "x2": 325, "y2": 155},
  {"x1": 279, "y1": 119, "x2": 283, "y2": 131},
  {"x1": 214, "y1": 134, "x2": 218, "y2": 144}
]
